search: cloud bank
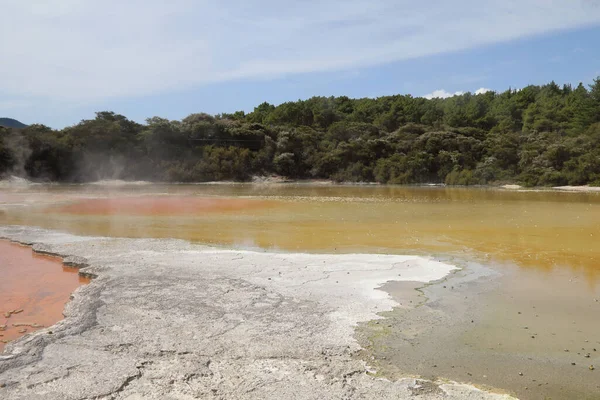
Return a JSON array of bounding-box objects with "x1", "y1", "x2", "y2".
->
[
  {"x1": 424, "y1": 90, "x2": 464, "y2": 99},
  {"x1": 1, "y1": 0, "x2": 599, "y2": 103},
  {"x1": 424, "y1": 87, "x2": 493, "y2": 99}
]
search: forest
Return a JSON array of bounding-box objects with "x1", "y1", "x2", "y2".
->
[{"x1": 1, "y1": 78, "x2": 600, "y2": 186}]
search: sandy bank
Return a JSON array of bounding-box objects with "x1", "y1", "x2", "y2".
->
[
  {"x1": 552, "y1": 185, "x2": 600, "y2": 192},
  {"x1": 500, "y1": 184, "x2": 523, "y2": 190},
  {"x1": 0, "y1": 226, "x2": 514, "y2": 399},
  {"x1": 87, "y1": 179, "x2": 153, "y2": 186}
]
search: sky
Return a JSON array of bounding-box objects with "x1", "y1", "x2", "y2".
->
[{"x1": 1, "y1": 0, "x2": 600, "y2": 128}]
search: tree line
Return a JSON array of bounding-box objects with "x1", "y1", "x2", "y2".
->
[{"x1": 1, "y1": 78, "x2": 600, "y2": 186}]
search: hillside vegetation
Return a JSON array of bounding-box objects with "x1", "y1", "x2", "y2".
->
[{"x1": 1, "y1": 79, "x2": 600, "y2": 186}]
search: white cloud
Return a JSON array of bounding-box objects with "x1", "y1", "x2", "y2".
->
[
  {"x1": 1, "y1": 0, "x2": 599, "y2": 102},
  {"x1": 424, "y1": 90, "x2": 465, "y2": 99},
  {"x1": 423, "y1": 87, "x2": 495, "y2": 98}
]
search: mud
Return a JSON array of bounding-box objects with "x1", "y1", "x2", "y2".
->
[
  {"x1": 0, "y1": 240, "x2": 90, "y2": 352},
  {"x1": 0, "y1": 226, "x2": 512, "y2": 400}
]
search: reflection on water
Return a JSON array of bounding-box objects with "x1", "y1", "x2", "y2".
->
[
  {"x1": 1, "y1": 184, "x2": 600, "y2": 286},
  {"x1": 0, "y1": 240, "x2": 90, "y2": 352}
]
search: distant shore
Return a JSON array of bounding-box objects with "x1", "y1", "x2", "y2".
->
[{"x1": 2, "y1": 174, "x2": 600, "y2": 193}]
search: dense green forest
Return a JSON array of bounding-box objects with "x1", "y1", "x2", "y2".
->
[{"x1": 1, "y1": 78, "x2": 600, "y2": 186}]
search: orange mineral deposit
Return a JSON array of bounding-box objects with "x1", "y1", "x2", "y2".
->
[{"x1": 0, "y1": 240, "x2": 90, "y2": 352}]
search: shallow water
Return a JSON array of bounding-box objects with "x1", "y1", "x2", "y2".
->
[
  {"x1": 363, "y1": 263, "x2": 600, "y2": 400},
  {"x1": 1, "y1": 183, "x2": 600, "y2": 397},
  {"x1": 0, "y1": 240, "x2": 90, "y2": 351}
]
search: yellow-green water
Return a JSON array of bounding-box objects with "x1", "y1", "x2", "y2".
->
[{"x1": 1, "y1": 184, "x2": 600, "y2": 285}]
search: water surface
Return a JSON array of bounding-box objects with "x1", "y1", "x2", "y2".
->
[
  {"x1": 0, "y1": 240, "x2": 90, "y2": 352},
  {"x1": 1, "y1": 184, "x2": 599, "y2": 280},
  {"x1": 1, "y1": 183, "x2": 599, "y2": 398}
]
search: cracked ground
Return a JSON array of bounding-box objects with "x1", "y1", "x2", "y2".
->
[{"x1": 0, "y1": 226, "x2": 514, "y2": 399}]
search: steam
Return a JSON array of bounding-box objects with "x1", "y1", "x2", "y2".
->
[
  {"x1": 0, "y1": 175, "x2": 34, "y2": 187},
  {"x1": 77, "y1": 153, "x2": 127, "y2": 181},
  {"x1": 3, "y1": 131, "x2": 32, "y2": 178}
]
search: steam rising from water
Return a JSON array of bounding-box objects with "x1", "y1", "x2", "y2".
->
[
  {"x1": 0, "y1": 175, "x2": 36, "y2": 187},
  {"x1": 3, "y1": 132, "x2": 32, "y2": 178}
]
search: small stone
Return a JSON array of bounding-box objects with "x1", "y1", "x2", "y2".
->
[
  {"x1": 18, "y1": 329, "x2": 27, "y2": 334},
  {"x1": 565, "y1": 349, "x2": 569, "y2": 352},
  {"x1": 585, "y1": 354, "x2": 591, "y2": 358},
  {"x1": 0, "y1": 383, "x2": 5, "y2": 388},
  {"x1": 433, "y1": 365, "x2": 437, "y2": 368},
  {"x1": 519, "y1": 372, "x2": 524, "y2": 376},
  {"x1": 3, "y1": 312, "x2": 10, "y2": 318},
  {"x1": 267, "y1": 278, "x2": 271, "y2": 280},
  {"x1": 531, "y1": 336, "x2": 535, "y2": 339},
  {"x1": 572, "y1": 363, "x2": 577, "y2": 366},
  {"x1": 518, "y1": 312, "x2": 522, "y2": 314},
  {"x1": 590, "y1": 365, "x2": 595, "y2": 371}
]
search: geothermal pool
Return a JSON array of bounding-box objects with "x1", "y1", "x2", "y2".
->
[
  {"x1": 1, "y1": 182, "x2": 599, "y2": 399},
  {"x1": 0, "y1": 240, "x2": 90, "y2": 351}
]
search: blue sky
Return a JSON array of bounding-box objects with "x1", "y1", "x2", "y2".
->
[{"x1": 1, "y1": 0, "x2": 600, "y2": 128}]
